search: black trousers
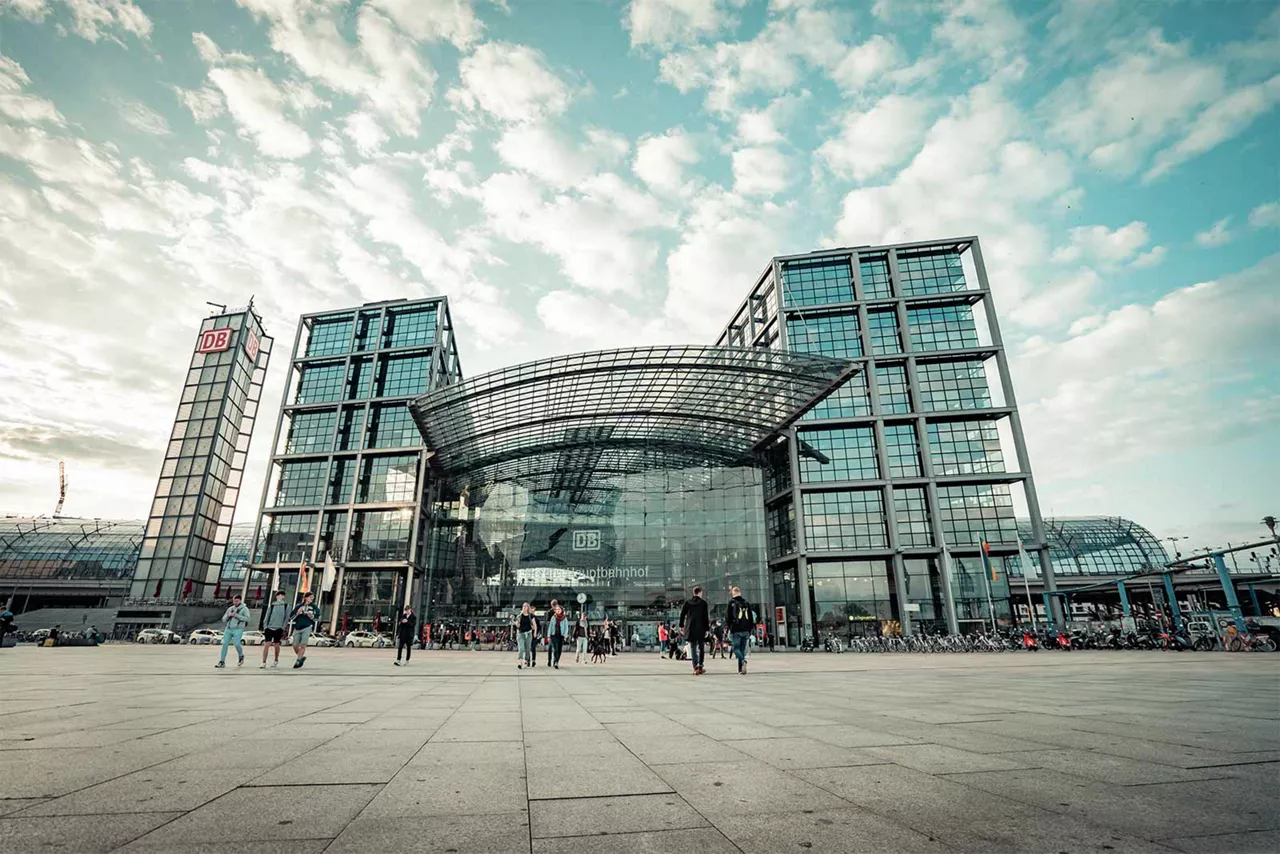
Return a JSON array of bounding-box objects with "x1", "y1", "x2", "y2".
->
[{"x1": 397, "y1": 638, "x2": 412, "y2": 661}]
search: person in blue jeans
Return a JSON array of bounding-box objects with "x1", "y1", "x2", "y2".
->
[
  {"x1": 544, "y1": 603, "x2": 569, "y2": 669},
  {"x1": 515, "y1": 602, "x2": 537, "y2": 670},
  {"x1": 726, "y1": 585, "x2": 754, "y2": 675},
  {"x1": 215, "y1": 594, "x2": 250, "y2": 668}
]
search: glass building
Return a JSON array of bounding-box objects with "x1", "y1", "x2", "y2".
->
[
  {"x1": 716, "y1": 238, "x2": 1061, "y2": 642},
  {"x1": 247, "y1": 297, "x2": 461, "y2": 633},
  {"x1": 1017, "y1": 517, "x2": 1170, "y2": 580},
  {"x1": 129, "y1": 306, "x2": 272, "y2": 606},
  {"x1": 407, "y1": 346, "x2": 854, "y2": 638}
]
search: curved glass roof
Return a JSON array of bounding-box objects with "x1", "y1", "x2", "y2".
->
[
  {"x1": 1015, "y1": 516, "x2": 1170, "y2": 577},
  {"x1": 410, "y1": 346, "x2": 858, "y2": 494}
]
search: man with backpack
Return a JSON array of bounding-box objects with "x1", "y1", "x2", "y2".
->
[
  {"x1": 727, "y1": 586, "x2": 754, "y2": 675},
  {"x1": 680, "y1": 586, "x2": 710, "y2": 675}
]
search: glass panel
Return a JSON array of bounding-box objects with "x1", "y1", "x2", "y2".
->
[
  {"x1": 802, "y1": 490, "x2": 887, "y2": 550},
  {"x1": 797, "y1": 427, "x2": 878, "y2": 482},
  {"x1": 908, "y1": 304, "x2": 979, "y2": 352},
  {"x1": 781, "y1": 258, "x2": 854, "y2": 307},
  {"x1": 875, "y1": 365, "x2": 912, "y2": 414},
  {"x1": 917, "y1": 361, "x2": 991, "y2": 411},
  {"x1": 858, "y1": 255, "x2": 892, "y2": 299},
  {"x1": 898, "y1": 250, "x2": 967, "y2": 296},
  {"x1": 786, "y1": 311, "x2": 862, "y2": 358}
]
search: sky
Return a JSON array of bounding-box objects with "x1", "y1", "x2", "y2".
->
[{"x1": 0, "y1": 0, "x2": 1276, "y2": 554}]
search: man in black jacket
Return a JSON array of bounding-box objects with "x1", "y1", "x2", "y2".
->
[
  {"x1": 727, "y1": 585, "x2": 754, "y2": 675},
  {"x1": 679, "y1": 586, "x2": 710, "y2": 675},
  {"x1": 394, "y1": 605, "x2": 417, "y2": 666}
]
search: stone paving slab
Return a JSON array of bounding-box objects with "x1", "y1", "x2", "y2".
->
[{"x1": 0, "y1": 645, "x2": 1276, "y2": 854}]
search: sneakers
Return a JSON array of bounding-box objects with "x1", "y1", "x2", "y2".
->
[
  {"x1": 393, "y1": 660, "x2": 401, "y2": 666},
  {"x1": 553, "y1": 664, "x2": 559, "y2": 669},
  {"x1": 271, "y1": 660, "x2": 278, "y2": 668},
  {"x1": 260, "y1": 662, "x2": 267, "y2": 669},
  {"x1": 518, "y1": 662, "x2": 523, "y2": 669},
  {"x1": 300, "y1": 656, "x2": 307, "y2": 667},
  {"x1": 292, "y1": 659, "x2": 302, "y2": 669},
  {"x1": 214, "y1": 662, "x2": 225, "y2": 668},
  {"x1": 238, "y1": 657, "x2": 244, "y2": 667}
]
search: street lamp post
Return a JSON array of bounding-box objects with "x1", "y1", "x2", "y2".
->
[{"x1": 1163, "y1": 536, "x2": 1188, "y2": 560}]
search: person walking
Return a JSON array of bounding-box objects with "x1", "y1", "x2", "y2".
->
[
  {"x1": 394, "y1": 605, "x2": 417, "y2": 666},
  {"x1": 680, "y1": 586, "x2": 710, "y2": 675},
  {"x1": 657, "y1": 623, "x2": 668, "y2": 657},
  {"x1": 573, "y1": 613, "x2": 589, "y2": 663},
  {"x1": 215, "y1": 594, "x2": 250, "y2": 668},
  {"x1": 727, "y1": 585, "x2": 754, "y2": 675},
  {"x1": 544, "y1": 600, "x2": 560, "y2": 667},
  {"x1": 259, "y1": 590, "x2": 289, "y2": 669},
  {"x1": 545, "y1": 603, "x2": 569, "y2": 669},
  {"x1": 0, "y1": 603, "x2": 14, "y2": 649},
  {"x1": 290, "y1": 592, "x2": 320, "y2": 669},
  {"x1": 515, "y1": 602, "x2": 537, "y2": 670}
]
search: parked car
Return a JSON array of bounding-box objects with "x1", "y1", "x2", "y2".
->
[
  {"x1": 28, "y1": 628, "x2": 52, "y2": 644},
  {"x1": 308, "y1": 633, "x2": 336, "y2": 647},
  {"x1": 342, "y1": 630, "x2": 388, "y2": 648},
  {"x1": 136, "y1": 629, "x2": 182, "y2": 644},
  {"x1": 241, "y1": 631, "x2": 266, "y2": 646},
  {"x1": 187, "y1": 629, "x2": 223, "y2": 645}
]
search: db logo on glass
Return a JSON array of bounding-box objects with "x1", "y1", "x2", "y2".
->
[
  {"x1": 196, "y1": 328, "x2": 233, "y2": 354},
  {"x1": 572, "y1": 531, "x2": 601, "y2": 551}
]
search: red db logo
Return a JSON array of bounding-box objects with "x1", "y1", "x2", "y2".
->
[{"x1": 197, "y1": 328, "x2": 233, "y2": 354}]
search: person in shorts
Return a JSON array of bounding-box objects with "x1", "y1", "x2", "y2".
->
[
  {"x1": 290, "y1": 592, "x2": 320, "y2": 669},
  {"x1": 260, "y1": 590, "x2": 289, "y2": 669}
]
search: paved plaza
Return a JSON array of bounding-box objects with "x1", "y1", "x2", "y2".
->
[{"x1": 0, "y1": 646, "x2": 1276, "y2": 854}]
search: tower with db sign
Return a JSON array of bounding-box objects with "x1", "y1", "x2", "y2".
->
[{"x1": 128, "y1": 304, "x2": 273, "y2": 619}]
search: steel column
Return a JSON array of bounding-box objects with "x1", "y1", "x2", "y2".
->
[
  {"x1": 1211, "y1": 554, "x2": 1247, "y2": 632},
  {"x1": 1117, "y1": 580, "x2": 1131, "y2": 617},
  {"x1": 1162, "y1": 572, "x2": 1182, "y2": 629}
]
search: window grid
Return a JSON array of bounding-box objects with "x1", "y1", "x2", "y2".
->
[
  {"x1": 883, "y1": 423, "x2": 922, "y2": 477},
  {"x1": 798, "y1": 427, "x2": 878, "y2": 483},
  {"x1": 365, "y1": 403, "x2": 420, "y2": 449},
  {"x1": 295, "y1": 362, "x2": 345, "y2": 404},
  {"x1": 766, "y1": 499, "x2": 795, "y2": 559},
  {"x1": 781, "y1": 259, "x2": 855, "y2": 307},
  {"x1": 898, "y1": 250, "x2": 967, "y2": 296},
  {"x1": 273, "y1": 460, "x2": 329, "y2": 507},
  {"x1": 858, "y1": 256, "x2": 893, "y2": 299},
  {"x1": 283, "y1": 410, "x2": 337, "y2": 455},
  {"x1": 927, "y1": 421, "x2": 1005, "y2": 475},
  {"x1": 937, "y1": 483, "x2": 1018, "y2": 547},
  {"x1": 875, "y1": 365, "x2": 912, "y2": 414},
  {"x1": 908, "y1": 305, "x2": 979, "y2": 352},
  {"x1": 306, "y1": 316, "x2": 354, "y2": 357},
  {"x1": 894, "y1": 487, "x2": 933, "y2": 547},
  {"x1": 384, "y1": 306, "x2": 438, "y2": 349},
  {"x1": 802, "y1": 489, "x2": 888, "y2": 551},
  {"x1": 802, "y1": 373, "x2": 872, "y2": 421},
  {"x1": 917, "y1": 361, "x2": 991, "y2": 411},
  {"x1": 375, "y1": 354, "x2": 431, "y2": 398},
  {"x1": 785, "y1": 312, "x2": 863, "y2": 358},
  {"x1": 358, "y1": 454, "x2": 419, "y2": 503},
  {"x1": 867, "y1": 310, "x2": 902, "y2": 355}
]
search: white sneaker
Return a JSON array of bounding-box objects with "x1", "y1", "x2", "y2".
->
[
  {"x1": 260, "y1": 663, "x2": 267, "y2": 669},
  {"x1": 271, "y1": 660, "x2": 278, "y2": 668}
]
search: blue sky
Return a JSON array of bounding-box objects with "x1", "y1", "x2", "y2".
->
[{"x1": 0, "y1": 0, "x2": 1276, "y2": 553}]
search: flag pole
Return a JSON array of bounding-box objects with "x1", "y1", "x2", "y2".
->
[
  {"x1": 979, "y1": 541, "x2": 997, "y2": 635},
  {"x1": 1017, "y1": 539, "x2": 1040, "y2": 631}
]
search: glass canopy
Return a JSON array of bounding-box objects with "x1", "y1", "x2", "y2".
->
[{"x1": 409, "y1": 346, "x2": 858, "y2": 495}]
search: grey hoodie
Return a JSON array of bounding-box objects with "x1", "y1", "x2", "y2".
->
[{"x1": 263, "y1": 600, "x2": 289, "y2": 631}]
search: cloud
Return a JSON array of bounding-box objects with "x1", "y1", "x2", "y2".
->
[
  {"x1": 1145, "y1": 74, "x2": 1280, "y2": 181},
  {"x1": 115, "y1": 97, "x2": 172, "y2": 135},
  {"x1": 1130, "y1": 245, "x2": 1166, "y2": 269},
  {"x1": 658, "y1": 1, "x2": 848, "y2": 113},
  {"x1": 1249, "y1": 201, "x2": 1280, "y2": 228},
  {"x1": 1194, "y1": 217, "x2": 1233, "y2": 247},
  {"x1": 734, "y1": 94, "x2": 805, "y2": 145},
  {"x1": 494, "y1": 123, "x2": 628, "y2": 190},
  {"x1": 208, "y1": 66, "x2": 312, "y2": 159},
  {"x1": 932, "y1": 0, "x2": 1025, "y2": 67},
  {"x1": 1042, "y1": 31, "x2": 1226, "y2": 174},
  {"x1": 830, "y1": 34, "x2": 904, "y2": 91},
  {"x1": 25, "y1": 0, "x2": 153, "y2": 43},
  {"x1": 449, "y1": 41, "x2": 572, "y2": 124},
  {"x1": 0, "y1": 422, "x2": 157, "y2": 471},
  {"x1": 633, "y1": 129, "x2": 699, "y2": 194},
  {"x1": 731, "y1": 147, "x2": 790, "y2": 197},
  {"x1": 173, "y1": 85, "x2": 225, "y2": 123},
  {"x1": 368, "y1": 0, "x2": 483, "y2": 48},
  {"x1": 343, "y1": 111, "x2": 387, "y2": 156},
  {"x1": 1051, "y1": 221, "x2": 1151, "y2": 265},
  {"x1": 1011, "y1": 267, "x2": 1101, "y2": 327},
  {"x1": 817, "y1": 94, "x2": 932, "y2": 182},
  {"x1": 0, "y1": 56, "x2": 64, "y2": 125},
  {"x1": 628, "y1": 0, "x2": 745, "y2": 49},
  {"x1": 537, "y1": 289, "x2": 678, "y2": 349}
]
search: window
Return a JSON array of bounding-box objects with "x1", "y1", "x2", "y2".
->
[
  {"x1": 908, "y1": 305, "x2": 979, "y2": 352},
  {"x1": 375, "y1": 354, "x2": 430, "y2": 397},
  {"x1": 761, "y1": 440, "x2": 792, "y2": 496},
  {"x1": 786, "y1": 311, "x2": 862, "y2": 358},
  {"x1": 883, "y1": 423, "x2": 922, "y2": 477},
  {"x1": 894, "y1": 487, "x2": 933, "y2": 546},
  {"x1": 858, "y1": 256, "x2": 892, "y2": 299},
  {"x1": 917, "y1": 360, "x2": 991, "y2": 411},
  {"x1": 384, "y1": 305, "x2": 437, "y2": 348},
  {"x1": 875, "y1": 365, "x2": 912, "y2": 414},
  {"x1": 802, "y1": 373, "x2": 872, "y2": 421},
  {"x1": 272, "y1": 460, "x2": 328, "y2": 507},
  {"x1": 798, "y1": 427, "x2": 878, "y2": 482},
  {"x1": 803, "y1": 490, "x2": 887, "y2": 550},
  {"x1": 936, "y1": 483, "x2": 1017, "y2": 547},
  {"x1": 305, "y1": 316, "x2": 353, "y2": 357},
  {"x1": 283, "y1": 410, "x2": 336, "y2": 455},
  {"x1": 766, "y1": 499, "x2": 795, "y2": 559},
  {"x1": 346, "y1": 358, "x2": 372, "y2": 400},
  {"x1": 781, "y1": 259, "x2": 854, "y2": 307},
  {"x1": 295, "y1": 362, "x2": 344, "y2": 404},
  {"x1": 354, "y1": 310, "x2": 381, "y2": 351},
  {"x1": 898, "y1": 250, "x2": 967, "y2": 296},
  {"x1": 258, "y1": 512, "x2": 318, "y2": 562},
  {"x1": 328, "y1": 458, "x2": 356, "y2": 504},
  {"x1": 358, "y1": 454, "x2": 419, "y2": 503},
  {"x1": 365, "y1": 403, "x2": 419, "y2": 449},
  {"x1": 809, "y1": 560, "x2": 895, "y2": 630},
  {"x1": 928, "y1": 421, "x2": 1004, "y2": 474},
  {"x1": 349, "y1": 509, "x2": 413, "y2": 560},
  {"x1": 867, "y1": 310, "x2": 901, "y2": 355}
]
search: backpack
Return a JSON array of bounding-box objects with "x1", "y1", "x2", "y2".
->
[{"x1": 731, "y1": 600, "x2": 752, "y2": 630}]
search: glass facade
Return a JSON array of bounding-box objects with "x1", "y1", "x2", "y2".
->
[
  {"x1": 716, "y1": 239, "x2": 1056, "y2": 639},
  {"x1": 130, "y1": 308, "x2": 271, "y2": 602},
  {"x1": 250, "y1": 297, "x2": 461, "y2": 631},
  {"x1": 1015, "y1": 517, "x2": 1172, "y2": 578}
]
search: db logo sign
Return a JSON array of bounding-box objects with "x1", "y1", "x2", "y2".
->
[
  {"x1": 244, "y1": 329, "x2": 260, "y2": 363},
  {"x1": 572, "y1": 531, "x2": 601, "y2": 551},
  {"x1": 196, "y1": 328, "x2": 233, "y2": 354}
]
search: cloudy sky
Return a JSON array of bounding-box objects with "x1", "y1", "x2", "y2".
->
[{"x1": 0, "y1": 0, "x2": 1276, "y2": 553}]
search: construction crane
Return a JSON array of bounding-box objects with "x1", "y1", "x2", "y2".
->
[{"x1": 54, "y1": 461, "x2": 66, "y2": 517}]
